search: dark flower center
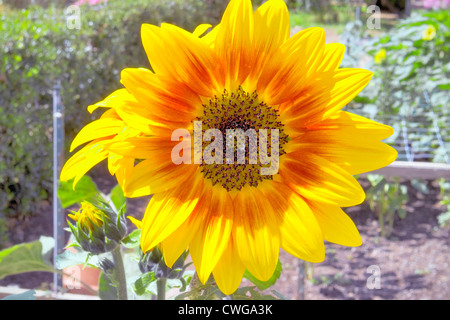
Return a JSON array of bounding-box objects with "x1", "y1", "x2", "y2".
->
[{"x1": 195, "y1": 87, "x2": 288, "y2": 191}]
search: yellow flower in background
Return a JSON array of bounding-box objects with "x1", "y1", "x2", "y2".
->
[
  {"x1": 61, "y1": 0, "x2": 397, "y2": 294},
  {"x1": 422, "y1": 24, "x2": 436, "y2": 41},
  {"x1": 374, "y1": 48, "x2": 387, "y2": 64},
  {"x1": 68, "y1": 201, "x2": 103, "y2": 232}
]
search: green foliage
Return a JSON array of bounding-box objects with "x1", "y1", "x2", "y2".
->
[
  {"x1": 0, "y1": 236, "x2": 54, "y2": 279},
  {"x1": 54, "y1": 242, "x2": 103, "y2": 270},
  {"x1": 58, "y1": 176, "x2": 100, "y2": 209},
  {"x1": 59, "y1": 175, "x2": 128, "y2": 254},
  {"x1": 365, "y1": 175, "x2": 409, "y2": 237},
  {"x1": 0, "y1": 217, "x2": 8, "y2": 249},
  {"x1": 342, "y1": 10, "x2": 450, "y2": 163},
  {"x1": 0, "y1": 0, "x2": 222, "y2": 218},
  {"x1": 289, "y1": 1, "x2": 355, "y2": 33},
  {"x1": 437, "y1": 178, "x2": 450, "y2": 228},
  {"x1": 131, "y1": 247, "x2": 193, "y2": 299},
  {"x1": 341, "y1": 10, "x2": 449, "y2": 230},
  {"x1": 173, "y1": 260, "x2": 284, "y2": 300},
  {"x1": 364, "y1": 10, "x2": 449, "y2": 114},
  {"x1": 243, "y1": 259, "x2": 282, "y2": 291},
  {"x1": 98, "y1": 271, "x2": 118, "y2": 300},
  {"x1": 1, "y1": 175, "x2": 285, "y2": 299},
  {"x1": 175, "y1": 276, "x2": 286, "y2": 300}
]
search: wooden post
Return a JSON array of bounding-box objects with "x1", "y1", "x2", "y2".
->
[{"x1": 359, "y1": 161, "x2": 450, "y2": 179}]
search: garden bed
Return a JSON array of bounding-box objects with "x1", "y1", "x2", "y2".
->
[{"x1": 1, "y1": 171, "x2": 448, "y2": 300}]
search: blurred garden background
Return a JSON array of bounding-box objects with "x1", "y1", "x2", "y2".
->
[{"x1": 0, "y1": 0, "x2": 449, "y2": 299}]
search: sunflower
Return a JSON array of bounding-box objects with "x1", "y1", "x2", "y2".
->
[
  {"x1": 61, "y1": 0, "x2": 397, "y2": 294},
  {"x1": 374, "y1": 48, "x2": 387, "y2": 64},
  {"x1": 68, "y1": 201, "x2": 103, "y2": 232},
  {"x1": 422, "y1": 24, "x2": 436, "y2": 41}
]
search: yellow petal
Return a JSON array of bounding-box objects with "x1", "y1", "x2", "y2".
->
[
  {"x1": 140, "y1": 173, "x2": 204, "y2": 252},
  {"x1": 254, "y1": 0, "x2": 290, "y2": 51},
  {"x1": 281, "y1": 68, "x2": 373, "y2": 125},
  {"x1": 107, "y1": 152, "x2": 123, "y2": 176},
  {"x1": 316, "y1": 43, "x2": 346, "y2": 73},
  {"x1": 201, "y1": 24, "x2": 220, "y2": 48},
  {"x1": 248, "y1": 0, "x2": 290, "y2": 84},
  {"x1": 214, "y1": 0, "x2": 254, "y2": 88},
  {"x1": 60, "y1": 140, "x2": 109, "y2": 188},
  {"x1": 124, "y1": 159, "x2": 198, "y2": 198},
  {"x1": 260, "y1": 182, "x2": 325, "y2": 262},
  {"x1": 233, "y1": 186, "x2": 280, "y2": 281},
  {"x1": 87, "y1": 88, "x2": 131, "y2": 113},
  {"x1": 114, "y1": 156, "x2": 135, "y2": 190},
  {"x1": 257, "y1": 27, "x2": 325, "y2": 105},
  {"x1": 160, "y1": 184, "x2": 213, "y2": 268},
  {"x1": 322, "y1": 69, "x2": 373, "y2": 119},
  {"x1": 280, "y1": 153, "x2": 365, "y2": 207},
  {"x1": 120, "y1": 68, "x2": 200, "y2": 125},
  {"x1": 105, "y1": 136, "x2": 176, "y2": 160},
  {"x1": 161, "y1": 210, "x2": 206, "y2": 268},
  {"x1": 141, "y1": 23, "x2": 223, "y2": 96},
  {"x1": 192, "y1": 24, "x2": 212, "y2": 37},
  {"x1": 114, "y1": 100, "x2": 165, "y2": 135},
  {"x1": 288, "y1": 111, "x2": 397, "y2": 174},
  {"x1": 127, "y1": 216, "x2": 143, "y2": 229},
  {"x1": 70, "y1": 118, "x2": 124, "y2": 152},
  {"x1": 212, "y1": 235, "x2": 246, "y2": 295},
  {"x1": 308, "y1": 200, "x2": 362, "y2": 247},
  {"x1": 189, "y1": 185, "x2": 234, "y2": 283}
]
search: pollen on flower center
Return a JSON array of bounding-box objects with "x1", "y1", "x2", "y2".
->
[{"x1": 196, "y1": 87, "x2": 288, "y2": 191}]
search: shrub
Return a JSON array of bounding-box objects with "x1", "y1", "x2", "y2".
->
[
  {"x1": 341, "y1": 10, "x2": 450, "y2": 163},
  {"x1": 0, "y1": 0, "x2": 223, "y2": 217}
]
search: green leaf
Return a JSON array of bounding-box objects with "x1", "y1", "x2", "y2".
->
[
  {"x1": 243, "y1": 259, "x2": 282, "y2": 291},
  {"x1": 55, "y1": 246, "x2": 103, "y2": 270},
  {"x1": 398, "y1": 208, "x2": 407, "y2": 219},
  {"x1": 58, "y1": 175, "x2": 99, "y2": 209},
  {"x1": 133, "y1": 272, "x2": 156, "y2": 296},
  {"x1": 0, "y1": 237, "x2": 55, "y2": 280},
  {"x1": 1, "y1": 290, "x2": 36, "y2": 300},
  {"x1": 121, "y1": 229, "x2": 141, "y2": 249},
  {"x1": 109, "y1": 184, "x2": 127, "y2": 213},
  {"x1": 411, "y1": 179, "x2": 429, "y2": 194},
  {"x1": 367, "y1": 174, "x2": 384, "y2": 187},
  {"x1": 379, "y1": 36, "x2": 390, "y2": 44},
  {"x1": 437, "y1": 83, "x2": 450, "y2": 90},
  {"x1": 98, "y1": 271, "x2": 118, "y2": 300}
]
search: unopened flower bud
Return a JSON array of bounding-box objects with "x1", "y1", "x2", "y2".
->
[
  {"x1": 67, "y1": 199, "x2": 128, "y2": 254},
  {"x1": 138, "y1": 247, "x2": 188, "y2": 280}
]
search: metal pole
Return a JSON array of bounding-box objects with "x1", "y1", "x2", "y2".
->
[
  {"x1": 355, "y1": 5, "x2": 361, "y2": 21},
  {"x1": 405, "y1": 0, "x2": 412, "y2": 17},
  {"x1": 52, "y1": 82, "x2": 64, "y2": 294}
]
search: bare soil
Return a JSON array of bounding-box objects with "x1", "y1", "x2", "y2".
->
[{"x1": 1, "y1": 170, "x2": 449, "y2": 300}]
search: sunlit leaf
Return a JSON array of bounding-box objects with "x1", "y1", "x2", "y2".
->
[
  {"x1": 243, "y1": 259, "x2": 282, "y2": 291},
  {"x1": 0, "y1": 236, "x2": 55, "y2": 279},
  {"x1": 58, "y1": 175, "x2": 99, "y2": 208}
]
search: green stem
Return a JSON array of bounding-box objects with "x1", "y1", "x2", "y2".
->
[
  {"x1": 388, "y1": 212, "x2": 395, "y2": 238},
  {"x1": 111, "y1": 246, "x2": 128, "y2": 300},
  {"x1": 379, "y1": 211, "x2": 385, "y2": 238},
  {"x1": 157, "y1": 278, "x2": 166, "y2": 300}
]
